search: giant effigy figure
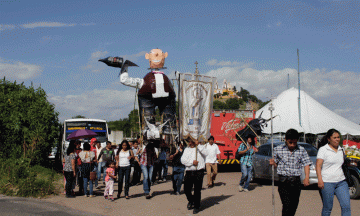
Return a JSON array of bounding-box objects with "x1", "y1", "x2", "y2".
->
[{"x1": 100, "y1": 49, "x2": 177, "y2": 140}]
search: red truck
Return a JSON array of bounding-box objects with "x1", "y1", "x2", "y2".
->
[{"x1": 210, "y1": 110, "x2": 256, "y2": 165}]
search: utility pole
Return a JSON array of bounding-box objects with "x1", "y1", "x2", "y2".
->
[
  {"x1": 287, "y1": 73, "x2": 290, "y2": 89},
  {"x1": 269, "y1": 97, "x2": 275, "y2": 216},
  {"x1": 297, "y1": 49, "x2": 302, "y2": 127}
]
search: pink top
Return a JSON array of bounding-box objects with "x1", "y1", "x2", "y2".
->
[{"x1": 105, "y1": 168, "x2": 115, "y2": 182}]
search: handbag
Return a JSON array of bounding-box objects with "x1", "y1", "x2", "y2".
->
[
  {"x1": 90, "y1": 171, "x2": 97, "y2": 181},
  {"x1": 84, "y1": 151, "x2": 97, "y2": 181},
  {"x1": 342, "y1": 150, "x2": 354, "y2": 187}
]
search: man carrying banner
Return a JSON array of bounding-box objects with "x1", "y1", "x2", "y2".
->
[{"x1": 181, "y1": 138, "x2": 208, "y2": 214}]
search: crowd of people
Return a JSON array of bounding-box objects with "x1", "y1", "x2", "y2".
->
[{"x1": 63, "y1": 128, "x2": 353, "y2": 215}]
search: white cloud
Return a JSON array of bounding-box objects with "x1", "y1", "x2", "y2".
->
[
  {"x1": 206, "y1": 59, "x2": 240, "y2": 66},
  {"x1": 206, "y1": 59, "x2": 254, "y2": 68},
  {"x1": 0, "y1": 59, "x2": 42, "y2": 80},
  {"x1": 91, "y1": 51, "x2": 109, "y2": 60},
  {"x1": 21, "y1": 22, "x2": 76, "y2": 29},
  {"x1": 0, "y1": 24, "x2": 16, "y2": 31},
  {"x1": 205, "y1": 66, "x2": 360, "y2": 123},
  {"x1": 49, "y1": 89, "x2": 137, "y2": 122}
]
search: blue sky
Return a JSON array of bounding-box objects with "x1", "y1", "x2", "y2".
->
[{"x1": 1, "y1": 0, "x2": 359, "y2": 124}]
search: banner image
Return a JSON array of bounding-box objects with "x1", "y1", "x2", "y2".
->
[{"x1": 179, "y1": 74, "x2": 215, "y2": 142}]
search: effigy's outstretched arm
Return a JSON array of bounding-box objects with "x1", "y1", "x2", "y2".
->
[{"x1": 120, "y1": 72, "x2": 144, "y2": 88}]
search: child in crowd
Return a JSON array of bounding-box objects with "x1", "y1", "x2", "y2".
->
[{"x1": 104, "y1": 161, "x2": 117, "y2": 201}]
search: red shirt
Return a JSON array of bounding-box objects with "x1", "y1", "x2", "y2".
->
[{"x1": 90, "y1": 145, "x2": 97, "y2": 158}]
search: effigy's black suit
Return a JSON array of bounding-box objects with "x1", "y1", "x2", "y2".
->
[{"x1": 138, "y1": 72, "x2": 177, "y2": 135}]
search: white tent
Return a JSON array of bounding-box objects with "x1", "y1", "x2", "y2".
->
[{"x1": 256, "y1": 87, "x2": 360, "y2": 135}]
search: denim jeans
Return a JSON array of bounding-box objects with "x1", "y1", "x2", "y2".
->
[
  {"x1": 159, "y1": 160, "x2": 168, "y2": 180},
  {"x1": 118, "y1": 166, "x2": 131, "y2": 196},
  {"x1": 172, "y1": 166, "x2": 185, "y2": 193},
  {"x1": 321, "y1": 180, "x2": 351, "y2": 216},
  {"x1": 132, "y1": 162, "x2": 142, "y2": 184},
  {"x1": 64, "y1": 171, "x2": 74, "y2": 196},
  {"x1": 83, "y1": 177, "x2": 93, "y2": 195},
  {"x1": 97, "y1": 161, "x2": 106, "y2": 182},
  {"x1": 92, "y1": 162, "x2": 98, "y2": 187},
  {"x1": 141, "y1": 165, "x2": 154, "y2": 194},
  {"x1": 239, "y1": 163, "x2": 252, "y2": 190}
]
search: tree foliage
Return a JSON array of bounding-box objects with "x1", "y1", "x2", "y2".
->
[
  {"x1": 213, "y1": 98, "x2": 244, "y2": 110},
  {"x1": 72, "y1": 115, "x2": 86, "y2": 119},
  {"x1": 0, "y1": 78, "x2": 60, "y2": 165}
]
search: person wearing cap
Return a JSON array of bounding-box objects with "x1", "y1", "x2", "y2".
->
[
  {"x1": 237, "y1": 136, "x2": 258, "y2": 192},
  {"x1": 204, "y1": 136, "x2": 221, "y2": 188},
  {"x1": 181, "y1": 138, "x2": 208, "y2": 214}
]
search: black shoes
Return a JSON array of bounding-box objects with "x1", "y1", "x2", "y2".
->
[
  {"x1": 66, "y1": 195, "x2": 75, "y2": 198},
  {"x1": 193, "y1": 208, "x2": 200, "y2": 214},
  {"x1": 187, "y1": 202, "x2": 194, "y2": 210}
]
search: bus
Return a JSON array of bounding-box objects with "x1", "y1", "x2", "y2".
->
[{"x1": 60, "y1": 118, "x2": 110, "y2": 160}]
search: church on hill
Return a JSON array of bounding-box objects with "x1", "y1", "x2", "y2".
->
[{"x1": 214, "y1": 79, "x2": 240, "y2": 99}]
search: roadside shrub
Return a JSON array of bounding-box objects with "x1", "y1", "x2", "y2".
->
[{"x1": 0, "y1": 158, "x2": 62, "y2": 198}]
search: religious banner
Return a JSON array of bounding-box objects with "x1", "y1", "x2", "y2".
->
[{"x1": 179, "y1": 72, "x2": 216, "y2": 142}]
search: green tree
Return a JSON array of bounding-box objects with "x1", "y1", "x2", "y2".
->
[
  {"x1": 225, "y1": 98, "x2": 240, "y2": 109},
  {"x1": 222, "y1": 92, "x2": 229, "y2": 96},
  {"x1": 237, "y1": 87, "x2": 250, "y2": 102},
  {"x1": 0, "y1": 78, "x2": 60, "y2": 165},
  {"x1": 258, "y1": 100, "x2": 270, "y2": 110},
  {"x1": 248, "y1": 95, "x2": 260, "y2": 103},
  {"x1": 213, "y1": 100, "x2": 227, "y2": 110},
  {"x1": 72, "y1": 115, "x2": 86, "y2": 119}
]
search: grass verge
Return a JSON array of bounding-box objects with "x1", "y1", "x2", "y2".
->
[{"x1": 0, "y1": 158, "x2": 63, "y2": 198}]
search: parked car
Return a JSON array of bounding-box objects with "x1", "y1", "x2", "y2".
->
[
  {"x1": 252, "y1": 142, "x2": 318, "y2": 185},
  {"x1": 252, "y1": 141, "x2": 360, "y2": 199},
  {"x1": 346, "y1": 156, "x2": 360, "y2": 199}
]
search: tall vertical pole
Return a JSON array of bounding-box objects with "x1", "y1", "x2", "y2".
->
[
  {"x1": 297, "y1": 49, "x2": 302, "y2": 126},
  {"x1": 176, "y1": 71, "x2": 181, "y2": 141},
  {"x1": 287, "y1": 73, "x2": 290, "y2": 89},
  {"x1": 269, "y1": 99, "x2": 275, "y2": 216}
]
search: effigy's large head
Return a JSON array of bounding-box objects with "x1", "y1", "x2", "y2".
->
[{"x1": 145, "y1": 49, "x2": 168, "y2": 69}]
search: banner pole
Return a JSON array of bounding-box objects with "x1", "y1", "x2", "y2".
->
[{"x1": 269, "y1": 100, "x2": 275, "y2": 216}]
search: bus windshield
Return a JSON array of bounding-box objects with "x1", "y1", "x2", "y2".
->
[{"x1": 65, "y1": 121, "x2": 107, "y2": 143}]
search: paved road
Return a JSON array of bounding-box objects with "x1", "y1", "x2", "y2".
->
[
  {"x1": 5, "y1": 169, "x2": 360, "y2": 215},
  {"x1": 0, "y1": 194, "x2": 101, "y2": 216}
]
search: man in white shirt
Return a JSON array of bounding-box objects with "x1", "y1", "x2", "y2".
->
[
  {"x1": 204, "y1": 136, "x2": 221, "y2": 188},
  {"x1": 181, "y1": 138, "x2": 208, "y2": 214}
]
